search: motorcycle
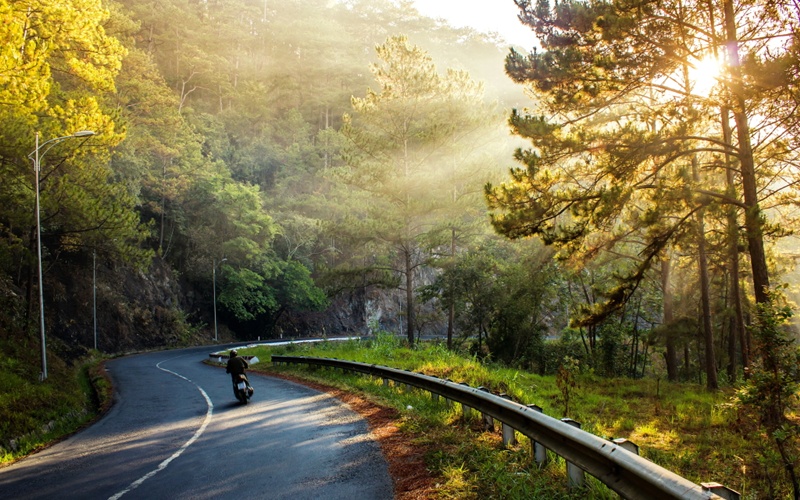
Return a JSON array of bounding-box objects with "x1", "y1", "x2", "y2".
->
[{"x1": 233, "y1": 374, "x2": 253, "y2": 404}]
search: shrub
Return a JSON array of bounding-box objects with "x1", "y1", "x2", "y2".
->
[{"x1": 735, "y1": 294, "x2": 800, "y2": 499}]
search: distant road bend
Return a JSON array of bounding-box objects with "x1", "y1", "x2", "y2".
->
[{"x1": 0, "y1": 345, "x2": 393, "y2": 499}]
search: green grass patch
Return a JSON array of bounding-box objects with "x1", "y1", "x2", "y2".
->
[
  {"x1": 235, "y1": 337, "x2": 795, "y2": 498},
  {"x1": 0, "y1": 342, "x2": 110, "y2": 465}
]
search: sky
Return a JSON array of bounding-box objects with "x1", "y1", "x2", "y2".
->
[{"x1": 411, "y1": 0, "x2": 535, "y2": 49}]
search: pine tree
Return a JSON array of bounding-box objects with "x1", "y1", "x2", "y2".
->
[
  {"x1": 336, "y1": 35, "x2": 488, "y2": 344},
  {"x1": 488, "y1": 0, "x2": 800, "y2": 385}
]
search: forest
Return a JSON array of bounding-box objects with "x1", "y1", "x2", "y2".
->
[{"x1": 1, "y1": 0, "x2": 799, "y2": 491}]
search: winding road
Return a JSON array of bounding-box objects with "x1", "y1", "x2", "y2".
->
[{"x1": 0, "y1": 345, "x2": 393, "y2": 499}]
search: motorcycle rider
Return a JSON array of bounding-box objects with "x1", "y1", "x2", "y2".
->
[{"x1": 225, "y1": 349, "x2": 253, "y2": 398}]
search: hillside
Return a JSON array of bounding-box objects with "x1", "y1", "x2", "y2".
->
[
  {"x1": 2, "y1": 1, "x2": 798, "y2": 494},
  {"x1": 0, "y1": 0, "x2": 526, "y2": 362}
]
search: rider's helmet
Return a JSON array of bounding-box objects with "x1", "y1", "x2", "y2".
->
[{"x1": 230, "y1": 349, "x2": 238, "y2": 357}]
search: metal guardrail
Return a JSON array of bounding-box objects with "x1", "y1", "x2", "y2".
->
[{"x1": 272, "y1": 355, "x2": 736, "y2": 500}]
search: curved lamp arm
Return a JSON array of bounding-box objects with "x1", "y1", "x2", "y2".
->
[{"x1": 28, "y1": 130, "x2": 95, "y2": 167}]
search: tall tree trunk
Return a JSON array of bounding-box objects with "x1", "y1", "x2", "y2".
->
[
  {"x1": 679, "y1": 38, "x2": 717, "y2": 388},
  {"x1": 722, "y1": 108, "x2": 750, "y2": 379},
  {"x1": 404, "y1": 247, "x2": 415, "y2": 345},
  {"x1": 684, "y1": 343, "x2": 690, "y2": 373},
  {"x1": 693, "y1": 155, "x2": 719, "y2": 390},
  {"x1": 447, "y1": 228, "x2": 455, "y2": 350},
  {"x1": 640, "y1": 341, "x2": 649, "y2": 378},
  {"x1": 579, "y1": 328, "x2": 590, "y2": 358},
  {"x1": 577, "y1": 273, "x2": 597, "y2": 354},
  {"x1": 723, "y1": 0, "x2": 770, "y2": 306},
  {"x1": 662, "y1": 255, "x2": 679, "y2": 381},
  {"x1": 703, "y1": 0, "x2": 742, "y2": 384},
  {"x1": 323, "y1": 106, "x2": 330, "y2": 169},
  {"x1": 447, "y1": 301, "x2": 454, "y2": 350},
  {"x1": 697, "y1": 213, "x2": 718, "y2": 389},
  {"x1": 727, "y1": 294, "x2": 737, "y2": 382},
  {"x1": 630, "y1": 301, "x2": 640, "y2": 378}
]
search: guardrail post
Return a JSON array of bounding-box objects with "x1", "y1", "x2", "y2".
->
[
  {"x1": 382, "y1": 377, "x2": 389, "y2": 387},
  {"x1": 701, "y1": 483, "x2": 741, "y2": 500},
  {"x1": 612, "y1": 438, "x2": 639, "y2": 455},
  {"x1": 477, "y1": 387, "x2": 494, "y2": 431},
  {"x1": 499, "y1": 394, "x2": 517, "y2": 447},
  {"x1": 526, "y1": 405, "x2": 549, "y2": 467},
  {"x1": 444, "y1": 379, "x2": 453, "y2": 407},
  {"x1": 561, "y1": 418, "x2": 585, "y2": 489},
  {"x1": 459, "y1": 383, "x2": 473, "y2": 420}
]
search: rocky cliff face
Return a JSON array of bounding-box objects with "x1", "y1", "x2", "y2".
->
[
  {"x1": 40, "y1": 257, "x2": 444, "y2": 360},
  {"x1": 48, "y1": 256, "x2": 192, "y2": 358},
  {"x1": 274, "y1": 285, "x2": 447, "y2": 340},
  {"x1": 273, "y1": 288, "x2": 368, "y2": 338},
  {"x1": 46, "y1": 257, "x2": 373, "y2": 356}
]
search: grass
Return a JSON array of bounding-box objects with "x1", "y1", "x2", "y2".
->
[
  {"x1": 0, "y1": 341, "x2": 110, "y2": 465},
  {"x1": 3, "y1": 335, "x2": 792, "y2": 497},
  {"x1": 238, "y1": 336, "x2": 796, "y2": 499}
]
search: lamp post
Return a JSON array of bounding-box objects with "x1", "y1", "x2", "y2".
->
[
  {"x1": 93, "y1": 249, "x2": 97, "y2": 351},
  {"x1": 213, "y1": 258, "x2": 227, "y2": 342},
  {"x1": 28, "y1": 130, "x2": 95, "y2": 380}
]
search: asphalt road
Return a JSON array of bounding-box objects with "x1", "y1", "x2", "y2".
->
[{"x1": 0, "y1": 345, "x2": 393, "y2": 499}]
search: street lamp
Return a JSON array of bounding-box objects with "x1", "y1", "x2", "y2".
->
[
  {"x1": 212, "y1": 258, "x2": 227, "y2": 342},
  {"x1": 93, "y1": 249, "x2": 97, "y2": 351},
  {"x1": 28, "y1": 130, "x2": 95, "y2": 380}
]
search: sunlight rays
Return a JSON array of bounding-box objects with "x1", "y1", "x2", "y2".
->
[{"x1": 688, "y1": 53, "x2": 725, "y2": 97}]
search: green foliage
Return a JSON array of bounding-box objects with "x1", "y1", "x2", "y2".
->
[
  {"x1": 0, "y1": 340, "x2": 104, "y2": 464},
  {"x1": 369, "y1": 331, "x2": 403, "y2": 358},
  {"x1": 0, "y1": 0, "x2": 538, "y2": 353},
  {"x1": 490, "y1": 0, "x2": 800, "y2": 339},
  {"x1": 423, "y1": 247, "x2": 501, "y2": 344},
  {"x1": 423, "y1": 240, "x2": 567, "y2": 368},
  {"x1": 220, "y1": 266, "x2": 278, "y2": 322},
  {"x1": 535, "y1": 335, "x2": 587, "y2": 376},
  {"x1": 219, "y1": 258, "x2": 327, "y2": 336},
  {"x1": 596, "y1": 322, "x2": 628, "y2": 377},
  {"x1": 556, "y1": 356, "x2": 580, "y2": 416},
  {"x1": 735, "y1": 293, "x2": 800, "y2": 498},
  {"x1": 274, "y1": 260, "x2": 328, "y2": 312},
  {"x1": 737, "y1": 297, "x2": 799, "y2": 428},
  {"x1": 334, "y1": 34, "x2": 503, "y2": 342},
  {"x1": 0, "y1": 0, "x2": 149, "y2": 277},
  {"x1": 242, "y1": 339, "x2": 778, "y2": 496}
]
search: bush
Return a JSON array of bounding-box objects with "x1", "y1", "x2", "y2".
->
[
  {"x1": 534, "y1": 336, "x2": 586, "y2": 375},
  {"x1": 735, "y1": 294, "x2": 800, "y2": 499}
]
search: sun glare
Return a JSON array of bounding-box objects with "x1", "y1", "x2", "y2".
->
[{"x1": 688, "y1": 54, "x2": 724, "y2": 97}]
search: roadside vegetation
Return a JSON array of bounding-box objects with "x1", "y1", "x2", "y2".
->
[
  {"x1": 0, "y1": 343, "x2": 111, "y2": 465},
  {"x1": 3, "y1": 0, "x2": 800, "y2": 497},
  {"x1": 237, "y1": 336, "x2": 796, "y2": 499}
]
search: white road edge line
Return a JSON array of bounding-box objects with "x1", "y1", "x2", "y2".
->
[{"x1": 108, "y1": 358, "x2": 214, "y2": 500}]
